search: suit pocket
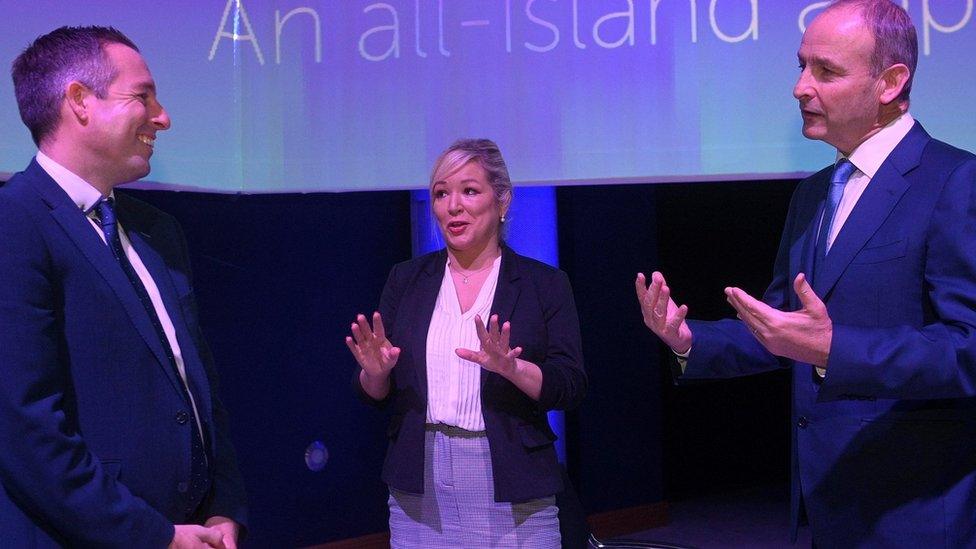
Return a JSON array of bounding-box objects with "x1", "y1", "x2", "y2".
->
[
  {"x1": 519, "y1": 422, "x2": 557, "y2": 450},
  {"x1": 851, "y1": 239, "x2": 907, "y2": 264}
]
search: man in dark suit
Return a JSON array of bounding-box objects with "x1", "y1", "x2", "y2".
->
[
  {"x1": 0, "y1": 26, "x2": 246, "y2": 547},
  {"x1": 637, "y1": 1, "x2": 976, "y2": 546}
]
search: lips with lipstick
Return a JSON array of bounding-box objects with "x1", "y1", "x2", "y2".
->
[{"x1": 446, "y1": 220, "x2": 469, "y2": 235}]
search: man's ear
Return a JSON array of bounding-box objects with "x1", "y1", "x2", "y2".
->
[
  {"x1": 65, "y1": 81, "x2": 91, "y2": 123},
  {"x1": 878, "y1": 63, "x2": 910, "y2": 105}
]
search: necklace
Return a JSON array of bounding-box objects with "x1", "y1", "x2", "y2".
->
[{"x1": 449, "y1": 262, "x2": 493, "y2": 284}]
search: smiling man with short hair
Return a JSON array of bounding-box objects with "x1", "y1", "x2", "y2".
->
[{"x1": 0, "y1": 26, "x2": 246, "y2": 548}]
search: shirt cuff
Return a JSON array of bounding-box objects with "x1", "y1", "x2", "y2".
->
[{"x1": 673, "y1": 347, "x2": 690, "y2": 374}]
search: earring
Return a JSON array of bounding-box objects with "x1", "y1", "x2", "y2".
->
[{"x1": 500, "y1": 215, "x2": 506, "y2": 223}]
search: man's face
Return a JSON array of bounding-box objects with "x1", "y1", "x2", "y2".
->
[
  {"x1": 793, "y1": 7, "x2": 884, "y2": 154},
  {"x1": 85, "y1": 43, "x2": 170, "y2": 187}
]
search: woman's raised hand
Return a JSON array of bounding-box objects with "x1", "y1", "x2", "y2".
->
[{"x1": 346, "y1": 312, "x2": 400, "y2": 378}]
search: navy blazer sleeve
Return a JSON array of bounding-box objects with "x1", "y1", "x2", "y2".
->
[
  {"x1": 0, "y1": 194, "x2": 174, "y2": 547},
  {"x1": 530, "y1": 268, "x2": 587, "y2": 411}
]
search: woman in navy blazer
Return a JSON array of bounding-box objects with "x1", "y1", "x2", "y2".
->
[{"x1": 347, "y1": 139, "x2": 586, "y2": 547}]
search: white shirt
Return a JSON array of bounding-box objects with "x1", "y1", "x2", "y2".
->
[
  {"x1": 425, "y1": 256, "x2": 502, "y2": 431},
  {"x1": 36, "y1": 151, "x2": 205, "y2": 439}
]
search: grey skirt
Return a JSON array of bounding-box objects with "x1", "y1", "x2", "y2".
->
[{"x1": 388, "y1": 425, "x2": 560, "y2": 548}]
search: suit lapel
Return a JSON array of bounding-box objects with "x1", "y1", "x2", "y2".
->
[
  {"x1": 122, "y1": 214, "x2": 199, "y2": 406},
  {"x1": 797, "y1": 184, "x2": 827, "y2": 308},
  {"x1": 490, "y1": 247, "x2": 521, "y2": 324},
  {"x1": 485, "y1": 247, "x2": 522, "y2": 390},
  {"x1": 811, "y1": 124, "x2": 927, "y2": 298},
  {"x1": 29, "y1": 163, "x2": 188, "y2": 402},
  {"x1": 410, "y1": 251, "x2": 446, "y2": 397}
]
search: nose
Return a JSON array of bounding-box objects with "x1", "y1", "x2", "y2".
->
[
  {"x1": 151, "y1": 99, "x2": 172, "y2": 131},
  {"x1": 793, "y1": 69, "x2": 812, "y2": 101},
  {"x1": 447, "y1": 192, "x2": 462, "y2": 214}
]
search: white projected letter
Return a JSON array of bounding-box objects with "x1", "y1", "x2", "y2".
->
[
  {"x1": 438, "y1": 0, "x2": 451, "y2": 57},
  {"x1": 359, "y1": 3, "x2": 401, "y2": 61},
  {"x1": 275, "y1": 8, "x2": 322, "y2": 64},
  {"x1": 709, "y1": 0, "x2": 758, "y2": 43},
  {"x1": 415, "y1": 0, "x2": 428, "y2": 58},
  {"x1": 797, "y1": 2, "x2": 830, "y2": 33},
  {"x1": 922, "y1": 0, "x2": 973, "y2": 55},
  {"x1": 593, "y1": 0, "x2": 636, "y2": 48},
  {"x1": 651, "y1": 0, "x2": 698, "y2": 45},
  {"x1": 209, "y1": 0, "x2": 266, "y2": 65},
  {"x1": 505, "y1": 0, "x2": 512, "y2": 52},
  {"x1": 572, "y1": 0, "x2": 586, "y2": 48},
  {"x1": 525, "y1": 0, "x2": 560, "y2": 52}
]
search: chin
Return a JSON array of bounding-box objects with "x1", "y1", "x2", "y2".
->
[
  {"x1": 128, "y1": 162, "x2": 152, "y2": 182},
  {"x1": 801, "y1": 126, "x2": 825, "y2": 141}
]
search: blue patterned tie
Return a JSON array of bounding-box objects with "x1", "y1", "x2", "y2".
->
[
  {"x1": 96, "y1": 198, "x2": 211, "y2": 519},
  {"x1": 814, "y1": 159, "x2": 857, "y2": 268}
]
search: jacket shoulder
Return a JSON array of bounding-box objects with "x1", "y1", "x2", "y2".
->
[
  {"x1": 920, "y1": 137, "x2": 976, "y2": 169},
  {"x1": 508, "y1": 249, "x2": 563, "y2": 278}
]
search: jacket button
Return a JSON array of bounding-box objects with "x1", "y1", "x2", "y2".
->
[
  {"x1": 175, "y1": 411, "x2": 189, "y2": 425},
  {"x1": 797, "y1": 416, "x2": 809, "y2": 429},
  {"x1": 177, "y1": 482, "x2": 188, "y2": 493}
]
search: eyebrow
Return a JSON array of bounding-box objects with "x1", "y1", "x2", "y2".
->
[
  {"x1": 132, "y1": 81, "x2": 157, "y2": 93},
  {"x1": 433, "y1": 178, "x2": 482, "y2": 186},
  {"x1": 798, "y1": 51, "x2": 837, "y2": 66}
]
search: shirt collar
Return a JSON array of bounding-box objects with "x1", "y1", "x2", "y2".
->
[
  {"x1": 837, "y1": 112, "x2": 915, "y2": 179},
  {"x1": 35, "y1": 150, "x2": 112, "y2": 215}
]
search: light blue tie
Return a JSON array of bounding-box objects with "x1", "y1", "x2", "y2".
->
[{"x1": 814, "y1": 158, "x2": 857, "y2": 267}]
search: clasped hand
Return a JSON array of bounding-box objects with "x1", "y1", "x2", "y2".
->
[{"x1": 456, "y1": 314, "x2": 522, "y2": 376}]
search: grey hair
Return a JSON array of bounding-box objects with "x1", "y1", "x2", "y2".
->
[
  {"x1": 11, "y1": 26, "x2": 138, "y2": 146},
  {"x1": 827, "y1": 0, "x2": 917, "y2": 103}
]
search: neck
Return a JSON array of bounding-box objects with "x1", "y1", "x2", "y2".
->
[
  {"x1": 448, "y1": 241, "x2": 501, "y2": 271},
  {"x1": 41, "y1": 139, "x2": 114, "y2": 196},
  {"x1": 839, "y1": 109, "x2": 904, "y2": 157}
]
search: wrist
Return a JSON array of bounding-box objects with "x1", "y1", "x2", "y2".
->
[
  {"x1": 360, "y1": 369, "x2": 390, "y2": 392},
  {"x1": 498, "y1": 357, "x2": 522, "y2": 380}
]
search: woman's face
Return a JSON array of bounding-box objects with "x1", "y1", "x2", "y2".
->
[{"x1": 431, "y1": 160, "x2": 506, "y2": 256}]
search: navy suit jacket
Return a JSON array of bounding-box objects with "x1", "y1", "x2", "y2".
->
[
  {"x1": 681, "y1": 122, "x2": 976, "y2": 547},
  {"x1": 356, "y1": 246, "x2": 586, "y2": 503},
  {"x1": 0, "y1": 161, "x2": 247, "y2": 547}
]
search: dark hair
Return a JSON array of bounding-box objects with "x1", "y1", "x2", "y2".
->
[
  {"x1": 828, "y1": 0, "x2": 917, "y2": 103},
  {"x1": 11, "y1": 26, "x2": 138, "y2": 145}
]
